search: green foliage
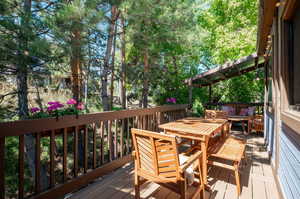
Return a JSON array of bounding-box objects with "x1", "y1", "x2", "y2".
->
[{"x1": 196, "y1": 0, "x2": 263, "y2": 104}]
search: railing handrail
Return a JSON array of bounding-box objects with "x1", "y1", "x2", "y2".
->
[
  {"x1": 205, "y1": 102, "x2": 264, "y2": 106},
  {"x1": 1, "y1": 104, "x2": 188, "y2": 199},
  {"x1": 0, "y1": 104, "x2": 188, "y2": 137}
]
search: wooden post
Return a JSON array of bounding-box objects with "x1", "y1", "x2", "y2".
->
[
  {"x1": 0, "y1": 137, "x2": 4, "y2": 199},
  {"x1": 188, "y1": 79, "x2": 193, "y2": 106},
  {"x1": 209, "y1": 85, "x2": 212, "y2": 103}
]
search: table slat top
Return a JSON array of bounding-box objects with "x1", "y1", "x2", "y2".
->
[{"x1": 158, "y1": 117, "x2": 227, "y2": 137}]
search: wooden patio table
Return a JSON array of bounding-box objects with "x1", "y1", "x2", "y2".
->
[{"x1": 158, "y1": 117, "x2": 228, "y2": 188}]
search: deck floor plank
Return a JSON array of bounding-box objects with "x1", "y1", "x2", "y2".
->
[{"x1": 69, "y1": 134, "x2": 279, "y2": 199}]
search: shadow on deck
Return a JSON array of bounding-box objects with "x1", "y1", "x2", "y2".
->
[{"x1": 69, "y1": 131, "x2": 279, "y2": 199}]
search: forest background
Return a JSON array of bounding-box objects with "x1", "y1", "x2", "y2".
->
[{"x1": 0, "y1": 0, "x2": 263, "y2": 122}]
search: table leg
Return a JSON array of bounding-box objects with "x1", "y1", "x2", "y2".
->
[
  {"x1": 247, "y1": 120, "x2": 250, "y2": 134},
  {"x1": 241, "y1": 121, "x2": 246, "y2": 134},
  {"x1": 229, "y1": 121, "x2": 232, "y2": 133},
  {"x1": 201, "y1": 138, "x2": 211, "y2": 191}
]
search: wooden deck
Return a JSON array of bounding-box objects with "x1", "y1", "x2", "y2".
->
[{"x1": 69, "y1": 132, "x2": 279, "y2": 199}]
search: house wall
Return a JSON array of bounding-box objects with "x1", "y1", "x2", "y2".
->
[
  {"x1": 265, "y1": 111, "x2": 276, "y2": 165},
  {"x1": 262, "y1": 2, "x2": 300, "y2": 199},
  {"x1": 278, "y1": 123, "x2": 300, "y2": 199}
]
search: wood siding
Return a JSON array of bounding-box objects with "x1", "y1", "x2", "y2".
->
[
  {"x1": 265, "y1": 111, "x2": 276, "y2": 166},
  {"x1": 278, "y1": 123, "x2": 300, "y2": 199}
]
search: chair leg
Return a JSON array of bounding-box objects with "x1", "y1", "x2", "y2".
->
[
  {"x1": 179, "y1": 178, "x2": 187, "y2": 199},
  {"x1": 134, "y1": 173, "x2": 140, "y2": 199},
  {"x1": 243, "y1": 151, "x2": 248, "y2": 168},
  {"x1": 198, "y1": 158, "x2": 205, "y2": 199},
  {"x1": 234, "y1": 162, "x2": 241, "y2": 196}
]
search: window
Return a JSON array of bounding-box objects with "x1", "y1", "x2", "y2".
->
[{"x1": 287, "y1": 8, "x2": 300, "y2": 112}]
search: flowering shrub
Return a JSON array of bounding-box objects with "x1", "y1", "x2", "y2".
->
[
  {"x1": 29, "y1": 98, "x2": 85, "y2": 119},
  {"x1": 166, "y1": 97, "x2": 176, "y2": 104}
]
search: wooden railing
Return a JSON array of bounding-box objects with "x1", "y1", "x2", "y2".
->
[
  {"x1": 205, "y1": 102, "x2": 264, "y2": 115},
  {"x1": 0, "y1": 104, "x2": 188, "y2": 199}
]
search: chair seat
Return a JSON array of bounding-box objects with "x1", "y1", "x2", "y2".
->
[
  {"x1": 207, "y1": 136, "x2": 246, "y2": 196},
  {"x1": 208, "y1": 136, "x2": 246, "y2": 162}
]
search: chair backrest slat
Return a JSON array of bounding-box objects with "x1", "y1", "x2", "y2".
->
[
  {"x1": 131, "y1": 128, "x2": 179, "y2": 181},
  {"x1": 205, "y1": 110, "x2": 228, "y2": 119}
]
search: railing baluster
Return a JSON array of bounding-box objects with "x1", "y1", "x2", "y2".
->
[
  {"x1": 120, "y1": 119, "x2": 124, "y2": 158},
  {"x1": 93, "y1": 123, "x2": 97, "y2": 169},
  {"x1": 19, "y1": 135, "x2": 24, "y2": 199},
  {"x1": 100, "y1": 122, "x2": 104, "y2": 165},
  {"x1": 108, "y1": 120, "x2": 113, "y2": 162},
  {"x1": 126, "y1": 118, "x2": 130, "y2": 154},
  {"x1": 63, "y1": 128, "x2": 67, "y2": 182},
  {"x1": 35, "y1": 133, "x2": 41, "y2": 193},
  {"x1": 153, "y1": 113, "x2": 156, "y2": 130},
  {"x1": 83, "y1": 125, "x2": 88, "y2": 173},
  {"x1": 50, "y1": 130, "x2": 55, "y2": 187},
  {"x1": 74, "y1": 127, "x2": 78, "y2": 177},
  {"x1": 0, "y1": 105, "x2": 188, "y2": 199},
  {"x1": 114, "y1": 120, "x2": 120, "y2": 159},
  {"x1": 0, "y1": 137, "x2": 5, "y2": 199}
]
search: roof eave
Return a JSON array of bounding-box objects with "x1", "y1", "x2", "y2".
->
[{"x1": 257, "y1": 0, "x2": 277, "y2": 56}]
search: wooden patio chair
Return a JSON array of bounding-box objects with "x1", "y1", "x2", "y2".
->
[
  {"x1": 207, "y1": 137, "x2": 246, "y2": 196},
  {"x1": 205, "y1": 110, "x2": 246, "y2": 196},
  {"x1": 204, "y1": 110, "x2": 229, "y2": 144},
  {"x1": 205, "y1": 110, "x2": 228, "y2": 120},
  {"x1": 250, "y1": 115, "x2": 264, "y2": 133},
  {"x1": 131, "y1": 128, "x2": 205, "y2": 199}
]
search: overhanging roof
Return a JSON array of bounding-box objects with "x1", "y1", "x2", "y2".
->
[
  {"x1": 256, "y1": 0, "x2": 277, "y2": 56},
  {"x1": 185, "y1": 53, "x2": 265, "y2": 87}
]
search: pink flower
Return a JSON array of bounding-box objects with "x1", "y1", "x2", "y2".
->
[
  {"x1": 47, "y1": 105, "x2": 58, "y2": 112},
  {"x1": 30, "y1": 107, "x2": 40, "y2": 113},
  {"x1": 48, "y1": 101, "x2": 57, "y2": 105},
  {"x1": 48, "y1": 101, "x2": 64, "y2": 107},
  {"x1": 46, "y1": 101, "x2": 64, "y2": 112},
  {"x1": 170, "y1": 98, "x2": 176, "y2": 103},
  {"x1": 56, "y1": 102, "x2": 64, "y2": 108},
  {"x1": 67, "y1": 98, "x2": 77, "y2": 105},
  {"x1": 76, "y1": 102, "x2": 84, "y2": 110},
  {"x1": 166, "y1": 97, "x2": 176, "y2": 104}
]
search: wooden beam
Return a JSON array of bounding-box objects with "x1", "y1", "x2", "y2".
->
[
  {"x1": 283, "y1": 0, "x2": 299, "y2": 20},
  {"x1": 190, "y1": 62, "x2": 265, "y2": 87},
  {"x1": 188, "y1": 86, "x2": 193, "y2": 105},
  {"x1": 188, "y1": 53, "x2": 257, "y2": 83},
  {"x1": 216, "y1": 71, "x2": 227, "y2": 80},
  {"x1": 209, "y1": 85, "x2": 212, "y2": 103},
  {"x1": 257, "y1": 0, "x2": 277, "y2": 55}
]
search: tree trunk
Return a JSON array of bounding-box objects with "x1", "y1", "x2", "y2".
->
[
  {"x1": 120, "y1": 15, "x2": 126, "y2": 109},
  {"x1": 101, "y1": 5, "x2": 117, "y2": 111},
  {"x1": 18, "y1": 0, "x2": 49, "y2": 190},
  {"x1": 142, "y1": 51, "x2": 149, "y2": 108},
  {"x1": 109, "y1": 20, "x2": 117, "y2": 110},
  {"x1": 70, "y1": 29, "x2": 82, "y2": 102},
  {"x1": 16, "y1": 67, "x2": 29, "y2": 118}
]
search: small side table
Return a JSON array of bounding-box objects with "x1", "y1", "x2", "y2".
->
[{"x1": 228, "y1": 116, "x2": 253, "y2": 134}]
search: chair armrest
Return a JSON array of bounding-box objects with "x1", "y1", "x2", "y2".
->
[{"x1": 179, "y1": 150, "x2": 202, "y2": 172}]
